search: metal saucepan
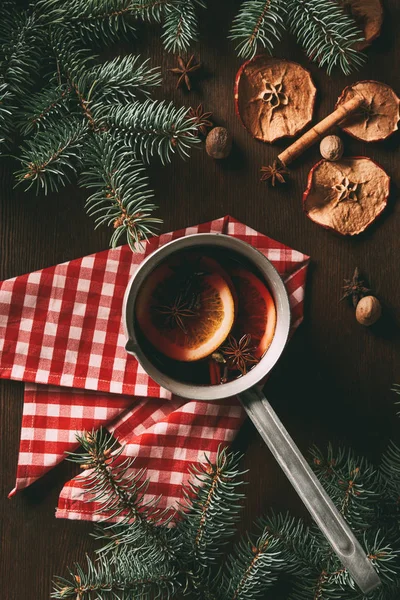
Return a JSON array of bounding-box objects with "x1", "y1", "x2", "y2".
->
[{"x1": 123, "y1": 233, "x2": 380, "y2": 594}]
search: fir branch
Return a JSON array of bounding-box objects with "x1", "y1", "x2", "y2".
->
[
  {"x1": 229, "y1": 0, "x2": 286, "y2": 60},
  {"x1": 67, "y1": 429, "x2": 159, "y2": 523},
  {"x1": 178, "y1": 448, "x2": 246, "y2": 569},
  {"x1": 286, "y1": 0, "x2": 365, "y2": 75},
  {"x1": 0, "y1": 80, "x2": 14, "y2": 151},
  {"x1": 81, "y1": 135, "x2": 161, "y2": 250},
  {"x1": 381, "y1": 441, "x2": 400, "y2": 498},
  {"x1": 98, "y1": 99, "x2": 202, "y2": 165},
  {"x1": 90, "y1": 55, "x2": 162, "y2": 104},
  {"x1": 18, "y1": 81, "x2": 74, "y2": 135},
  {"x1": 51, "y1": 554, "x2": 180, "y2": 600},
  {"x1": 162, "y1": 1, "x2": 205, "y2": 54},
  {"x1": 38, "y1": 0, "x2": 137, "y2": 45},
  {"x1": 133, "y1": 0, "x2": 177, "y2": 23},
  {"x1": 15, "y1": 117, "x2": 88, "y2": 194},
  {"x1": 52, "y1": 441, "x2": 400, "y2": 600},
  {"x1": 260, "y1": 512, "x2": 320, "y2": 575},
  {"x1": 361, "y1": 531, "x2": 400, "y2": 587},
  {"x1": 310, "y1": 444, "x2": 378, "y2": 530},
  {"x1": 220, "y1": 531, "x2": 284, "y2": 600},
  {"x1": 0, "y1": 5, "x2": 46, "y2": 96},
  {"x1": 49, "y1": 28, "x2": 98, "y2": 123},
  {"x1": 68, "y1": 429, "x2": 180, "y2": 572}
]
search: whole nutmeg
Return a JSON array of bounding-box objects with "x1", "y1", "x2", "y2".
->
[
  {"x1": 205, "y1": 127, "x2": 232, "y2": 159},
  {"x1": 319, "y1": 135, "x2": 344, "y2": 161},
  {"x1": 355, "y1": 295, "x2": 382, "y2": 326}
]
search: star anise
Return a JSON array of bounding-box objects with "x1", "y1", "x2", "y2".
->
[
  {"x1": 188, "y1": 104, "x2": 213, "y2": 137},
  {"x1": 260, "y1": 160, "x2": 288, "y2": 187},
  {"x1": 154, "y1": 293, "x2": 197, "y2": 334},
  {"x1": 169, "y1": 55, "x2": 201, "y2": 91},
  {"x1": 340, "y1": 267, "x2": 371, "y2": 307},
  {"x1": 220, "y1": 334, "x2": 259, "y2": 376}
]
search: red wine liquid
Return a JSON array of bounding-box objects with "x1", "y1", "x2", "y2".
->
[{"x1": 134, "y1": 246, "x2": 275, "y2": 386}]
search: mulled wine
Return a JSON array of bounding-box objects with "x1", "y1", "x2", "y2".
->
[{"x1": 134, "y1": 247, "x2": 276, "y2": 385}]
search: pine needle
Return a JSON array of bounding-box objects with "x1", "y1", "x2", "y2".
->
[
  {"x1": 229, "y1": 0, "x2": 286, "y2": 60},
  {"x1": 81, "y1": 135, "x2": 161, "y2": 251},
  {"x1": 286, "y1": 0, "x2": 366, "y2": 75}
]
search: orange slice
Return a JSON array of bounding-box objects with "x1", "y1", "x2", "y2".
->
[
  {"x1": 230, "y1": 268, "x2": 276, "y2": 358},
  {"x1": 135, "y1": 263, "x2": 234, "y2": 362}
]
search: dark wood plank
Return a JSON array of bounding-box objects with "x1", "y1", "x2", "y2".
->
[{"x1": 1, "y1": 2, "x2": 400, "y2": 597}]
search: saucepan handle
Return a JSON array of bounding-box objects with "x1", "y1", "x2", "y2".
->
[{"x1": 239, "y1": 386, "x2": 381, "y2": 595}]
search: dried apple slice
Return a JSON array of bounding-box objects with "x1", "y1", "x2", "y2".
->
[
  {"x1": 336, "y1": 80, "x2": 399, "y2": 142},
  {"x1": 303, "y1": 157, "x2": 390, "y2": 236},
  {"x1": 234, "y1": 56, "x2": 316, "y2": 143}
]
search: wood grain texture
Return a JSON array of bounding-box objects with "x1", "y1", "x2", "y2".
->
[{"x1": 1, "y1": 2, "x2": 400, "y2": 597}]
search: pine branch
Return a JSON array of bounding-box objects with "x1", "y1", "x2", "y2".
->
[
  {"x1": 162, "y1": 1, "x2": 205, "y2": 54},
  {"x1": 38, "y1": 0, "x2": 138, "y2": 46},
  {"x1": 219, "y1": 530, "x2": 284, "y2": 600},
  {"x1": 229, "y1": 0, "x2": 286, "y2": 60},
  {"x1": 49, "y1": 32, "x2": 103, "y2": 132},
  {"x1": 361, "y1": 530, "x2": 400, "y2": 588},
  {"x1": 15, "y1": 117, "x2": 88, "y2": 194},
  {"x1": 51, "y1": 441, "x2": 400, "y2": 600},
  {"x1": 52, "y1": 554, "x2": 180, "y2": 600},
  {"x1": 18, "y1": 81, "x2": 74, "y2": 135},
  {"x1": 290, "y1": 529, "x2": 400, "y2": 600},
  {"x1": 92, "y1": 518, "x2": 180, "y2": 566},
  {"x1": 286, "y1": 0, "x2": 365, "y2": 75},
  {"x1": 134, "y1": 0, "x2": 177, "y2": 23},
  {"x1": 0, "y1": 4, "x2": 47, "y2": 96},
  {"x1": 178, "y1": 448, "x2": 246, "y2": 569},
  {"x1": 81, "y1": 135, "x2": 161, "y2": 250},
  {"x1": 260, "y1": 512, "x2": 320, "y2": 575},
  {"x1": 90, "y1": 55, "x2": 162, "y2": 104},
  {"x1": 0, "y1": 80, "x2": 14, "y2": 151},
  {"x1": 67, "y1": 429, "x2": 162, "y2": 523},
  {"x1": 381, "y1": 441, "x2": 400, "y2": 498},
  {"x1": 65, "y1": 430, "x2": 182, "y2": 592},
  {"x1": 309, "y1": 444, "x2": 379, "y2": 530},
  {"x1": 49, "y1": 27, "x2": 97, "y2": 99},
  {"x1": 97, "y1": 99, "x2": 202, "y2": 165}
]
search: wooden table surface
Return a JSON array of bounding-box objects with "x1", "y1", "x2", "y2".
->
[{"x1": 1, "y1": 2, "x2": 400, "y2": 598}]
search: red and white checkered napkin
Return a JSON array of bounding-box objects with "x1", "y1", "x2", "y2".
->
[{"x1": 0, "y1": 216, "x2": 309, "y2": 520}]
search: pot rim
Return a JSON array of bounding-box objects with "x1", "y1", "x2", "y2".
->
[{"x1": 123, "y1": 233, "x2": 291, "y2": 400}]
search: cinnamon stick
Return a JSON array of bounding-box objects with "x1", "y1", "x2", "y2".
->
[{"x1": 278, "y1": 94, "x2": 364, "y2": 167}]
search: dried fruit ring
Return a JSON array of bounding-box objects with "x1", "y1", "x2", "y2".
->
[
  {"x1": 234, "y1": 56, "x2": 316, "y2": 143},
  {"x1": 303, "y1": 157, "x2": 390, "y2": 236},
  {"x1": 336, "y1": 80, "x2": 400, "y2": 142}
]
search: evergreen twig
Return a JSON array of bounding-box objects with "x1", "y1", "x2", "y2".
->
[
  {"x1": 1, "y1": 0, "x2": 370, "y2": 250},
  {"x1": 18, "y1": 81, "x2": 74, "y2": 135},
  {"x1": 15, "y1": 117, "x2": 88, "y2": 194},
  {"x1": 81, "y1": 135, "x2": 161, "y2": 250},
  {"x1": 178, "y1": 448, "x2": 246, "y2": 569},
  {"x1": 99, "y1": 99, "x2": 201, "y2": 164},
  {"x1": 286, "y1": 0, "x2": 365, "y2": 75},
  {"x1": 90, "y1": 55, "x2": 162, "y2": 103},
  {"x1": 162, "y1": 1, "x2": 205, "y2": 54},
  {"x1": 51, "y1": 554, "x2": 180, "y2": 600},
  {"x1": 0, "y1": 80, "x2": 13, "y2": 151},
  {"x1": 229, "y1": 0, "x2": 286, "y2": 60},
  {"x1": 52, "y1": 431, "x2": 400, "y2": 600}
]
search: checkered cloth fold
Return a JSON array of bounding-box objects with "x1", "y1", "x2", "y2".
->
[{"x1": 0, "y1": 216, "x2": 309, "y2": 520}]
